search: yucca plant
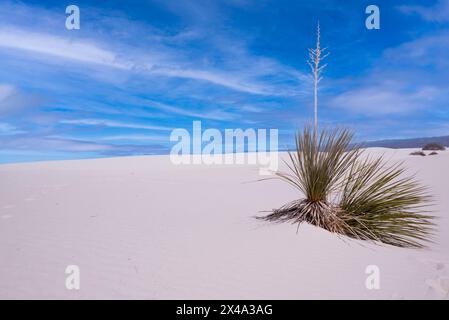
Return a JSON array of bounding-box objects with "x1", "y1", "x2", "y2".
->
[{"x1": 259, "y1": 126, "x2": 435, "y2": 248}]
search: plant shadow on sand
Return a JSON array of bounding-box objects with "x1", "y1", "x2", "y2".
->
[{"x1": 258, "y1": 126, "x2": 435, "y2": 249}]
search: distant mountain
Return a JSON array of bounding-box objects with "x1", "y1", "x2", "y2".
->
[{"x1": 361, "y1": 135, "x2": 449, "y2": 149}]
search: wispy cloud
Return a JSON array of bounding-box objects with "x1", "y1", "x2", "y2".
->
[
  {"x1": 98, "y1": 134, "x2": 168, "y2": 142},
  {"x1": 329, "y1": 85, "x2": 441, "y2": 115},
  {"x1": 383, "y1": 30, "x2": 449, "y2": 69},
  {"x1": 0, "y1": 83, "x2": 44, "y2": 116},
  {"x1": 0, "y1": 24, "x2": 302, "y2": 96},
  {"x1": 0, "y1": 83, "x2": 14, "y2": 100},
  {"x1": 327, "y1": 19, "x2": 449, "y2": 117},
  {"x1": 49, "y1": 134, "x2": 168, "y2": 143},
  {"x1": 60, "y1": 119, "x2": 173, "y2": 131},
  {"x1": 0, "y1": 27, "x2": 132, "y2": 69},
  {"x1": 145, "y1": 100, "x2": 235, "y2": 120},
  {"x1": 150, "y1": 66, "x2": 278, "y2": 95},
  {"x1": 0, "y1": 122, "x2": 25, "y2": 135},
  {"x1": 398, "y1": 0, "x2": 449, "y2": 23},
  {"x1": 0, "y1": 136, "x2": 113, "y2": 152}
]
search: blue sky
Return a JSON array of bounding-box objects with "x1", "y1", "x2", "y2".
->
[{"x1": 0, "y1": 0, "x2": 448, "y2": 163}]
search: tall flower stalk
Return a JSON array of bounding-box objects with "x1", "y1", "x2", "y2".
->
[{"x1": 307, "y1": 21, "x2": 329, "y2": 136}]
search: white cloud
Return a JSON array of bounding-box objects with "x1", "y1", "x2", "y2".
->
[
  {"x1": 49, "y1": 134, "x2": 168, "y2": 143},
  {"x1": 0, "y1": 83, "x2": 44, "y2": 116},
  {"x1": 399, "y1": 0, "x2": 449, "y2": 23},
  {"x1": 145, "y1": 100, "x2": 235, "y2": 120},
  {"x1": 328, "y1": 85, "x2": 441, "y2": 115},
  {"x1": 150, "y1": 66, "x2": 273, "y2": 95},
  {"x1": 0, "y1": 136, "x2": 113, "y2": 152},
  {"x1": 98, "y1": 134, "x2": 168, "y2": 142},
  {"x1": 0, "y1": 27, "x2": 132, "y2": 69},
  {"x1": 0, "y1": 84, "x2": 15, "y2": 101},
  {"x1": 383, "y1": 31, "x2": 449, "y2": 69},
  {"x1": 60, "y1": 119, "x2": 173, "y2": 131},
  {"x1": 0, "y1": 16, "x2": 304, "y2": 96},
  {"x1": 0, "y1": 122, "x2": 25, "y2": 135},
  {"x1": 328, "y1": 25, "x2": 449, "y2": 117},
  {"x1": 240, "y1": 105, "x2": 264, "y2": 113}
]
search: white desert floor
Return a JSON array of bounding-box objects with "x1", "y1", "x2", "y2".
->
[{"x1": 0, "y1": 148, "x2": 448, "y2": 299}]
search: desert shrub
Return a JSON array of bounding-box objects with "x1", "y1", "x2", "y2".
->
[
  {"x1": 259, "y1": 127, "x2": 434, "y2": 248},
  {"x1": 410, "y1": 151, "x2": 426, "y2": 156},
  {"x1": 422, "y1": 143, "x2": 445, "y2": 151}
]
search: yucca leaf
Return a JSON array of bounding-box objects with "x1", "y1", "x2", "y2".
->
[{"x1": 260, "y1": 126, "x2": 435, "y2": 248}]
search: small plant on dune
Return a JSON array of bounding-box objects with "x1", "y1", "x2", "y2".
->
[
  {"x1": 422, "y1": 143, "x2": 445, "y2": 151},
  {"x1": 259, "y1": 126, "x2": 435, "y2": 248},
  {"x1": 410, "y1": 151, "x2": 426, "y2": 156}
]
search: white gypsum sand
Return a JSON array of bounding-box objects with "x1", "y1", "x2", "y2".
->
[{"x1": 0, "y1": 148, "x2": 448, "y2": 299}]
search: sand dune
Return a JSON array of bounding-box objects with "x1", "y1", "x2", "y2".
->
[{"x1": 0, "y1": 148, "x2": 448, "y2": 299}]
